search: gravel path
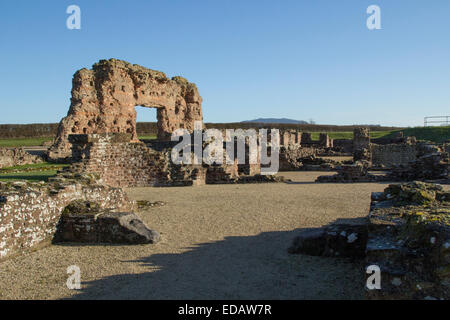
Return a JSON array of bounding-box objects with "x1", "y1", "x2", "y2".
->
[{"x1": 0, "y1": 172, "x2": 392, "y2": 300}]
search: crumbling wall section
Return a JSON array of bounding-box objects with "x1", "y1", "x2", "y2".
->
[
  {"x1": 0, "y1": 175, "x2": 133, "y2": 259},
  {"x1": 66, "y1": 133, "x2": 269, "y2": 187},
  {"x1": 371, "y1": 143, "x2": 418, "y2": 168},
  {"x1": 353, "y1": 127, "x2": 371, "y2": 162},
  {"x1": 279, "y1": 145, "x2": 317, "y2": 171},
  {"x1": 48, "y1": 59, "x2": 203, "y2": 160},
  {"x1": 366, "y1": 182, "x2": 450, "y2": 300},
  {"x1": 68, "y1": 133, "x2": 171, "y2": 187},
  {"x1": 0, "y1": 148, "x2": 43, "y2": 169}
]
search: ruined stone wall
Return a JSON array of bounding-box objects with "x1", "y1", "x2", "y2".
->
[
  {"x1": 66, "y1": 133, "x2": 265, "y2": 187},
  {"x1": 0, "y1": 176, "x2": 133, "y2": 259},
  {"x1": 280, "y1": 130, "x2": 301, "y2": 146},
  {"x1": 68, "y1": 134, "x2": 171, "y2": 187},
  {"x1": 267, "y1": 130, "x2": 333, "y2": 148},
  {"x1": 318, "y1": 133, "x2": 333, "y2": 148},
  {"x1": 366, "y1": 182, "x2": 450, "y2": 300},
  {"x1": 353, "y1": 127, "x2": 371, "y2": 162},
  {"x1": 371, "y1": 143, "x2": 418, "y2": 168},
  {"x1": 48, "y1": 59, "x2": 203, "y2": 160},
  {"x1": 279, "y1": 145, "x2": 316, "y2": 171},
  {"x1": 0, "y1": 148, "x2": 43, "y2": 169},
  {"x1": 333, "y1": 139, "x2": 353, "y2": 154},
  {"x1": 289, "y1": 181, "x2": 450, "y2": 299}
]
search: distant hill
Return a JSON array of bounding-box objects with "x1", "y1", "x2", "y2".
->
[{"x1": 242, "y1": 118, "x2": 309, "y2": 124}]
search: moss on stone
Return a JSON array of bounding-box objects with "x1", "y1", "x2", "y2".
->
[{"x1": 384, "y1": 181, "x2": 446, "y2": 206}]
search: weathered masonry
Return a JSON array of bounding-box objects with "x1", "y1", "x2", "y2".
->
[
  {"x1": 371, "y1": 143, "x2": 418, "y2": 168},
  {"x1": 0, "y1": 174, "x2": 133, "y2": 259},
  {"x1": 64, "y1": 133, "x2": 282, "y2": 188},
  {"x1": 48, "y1": 59, "x2": 203, "y2": 160}
]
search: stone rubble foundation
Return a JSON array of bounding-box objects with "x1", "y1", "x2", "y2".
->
[
  {"x1": 0, "y1": 173, "x2": 134, "y2": 260},
  {"x1": 289, "y1": 181, "x2": 450, "y2": 300}
]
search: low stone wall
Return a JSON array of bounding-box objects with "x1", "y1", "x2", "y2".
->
[
  {"x1": 54, "y1": 200, "x2": 160, "y2": 244},
  {"x1": 66, "y1": 133, "x2": 274, "y2": 187},
  {"x1": 366, "y1": 182, "x2": 449, "y2": 300},
  {"x1": 279, "y1": 145, "x2": 316, "y2": 171},
  {"x1": 289, "y1": 181, "x2": 450, "y2": 300},
  {"x1": 353, "y1": 127, "x2": 371, "y2": 162},
  {"x1": 0, "y1": 173, "x2": 133, "y2": 260},
  {"x1": 261, "y1": 129, "x2": 334, "y2": 148},
  {"x1": 333, "y1": 139, "x2": 353, "y2": 154},
  {"x1": 389, "y1": 152, "x2": 449, "y2": 182},
  {"x1": 0, "y1": 148, "x2": 43, "y2": 169},
  {"x1": 69, "y1": 134, "x2": 171, "y2": 187},
  {"x1": 371, "y1": 143, "x2": 417, "y2": 168}
]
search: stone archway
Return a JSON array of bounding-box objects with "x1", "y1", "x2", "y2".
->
[{"x1": 48, "y1": 59, "x2": 203, "y2": 160}]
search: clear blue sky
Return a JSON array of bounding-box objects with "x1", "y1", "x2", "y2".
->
[{"x1": 1, "y1": 0, "x2": 449, "y2": 127}]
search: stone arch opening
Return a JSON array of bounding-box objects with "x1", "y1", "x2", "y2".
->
[
  {"x1": 135, "y1": 106, "x2": 158, "y2": 141},
  {"x1": 48, "y1": 59, "x2": 203, "y2": 160}
]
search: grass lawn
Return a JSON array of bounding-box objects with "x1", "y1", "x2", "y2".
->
[
  {"x1": 0, "y1": 137, "x2": 53, "y2": 148},
  {"x1": 0, "y1": 163, "x2": 69, "y2": 182},
  {"x1": 311, "y1": 131, "x2": 394, "y2": 140},
  {"x1": 0, "y1": 127, "x2": 448, "y2": 149},
  {"x1": 311, "y1": 126, "x2": 450, "y2": 143},
  {"x1": 0, "y1": 135, "x2": 157, "y2": 148},
  {"x1": 382, "y1": 126, "x2": 450, "y2": 144}
]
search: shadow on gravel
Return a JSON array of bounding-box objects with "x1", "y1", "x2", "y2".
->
[{"x1": 68, "y1": 221, "x2": 366, "y2": 300}]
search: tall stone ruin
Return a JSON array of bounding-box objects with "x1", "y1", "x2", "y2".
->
[
  {"x1": 353, "y1": 127, "x2": 371, "y2": 162},
  {"x1": 48, "y1": 59, "x2": 203, "y2": 160}
]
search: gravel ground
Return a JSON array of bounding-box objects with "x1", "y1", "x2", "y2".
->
[{"x1": 0, "y1": 172, "x2": 395, "y2": 300}]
